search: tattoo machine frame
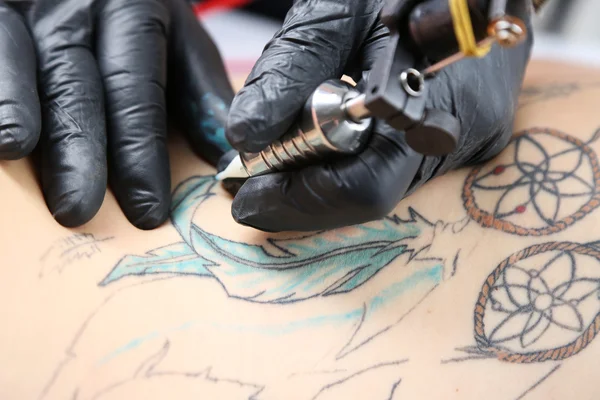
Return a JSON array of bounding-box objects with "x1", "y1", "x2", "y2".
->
[{"x1": 216, "y1": 0, "x2": 533, "y2": 181}]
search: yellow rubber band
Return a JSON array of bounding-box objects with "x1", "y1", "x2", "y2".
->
[{"x1": 449, "y1": 0, "x2": 492, "y2": 58}]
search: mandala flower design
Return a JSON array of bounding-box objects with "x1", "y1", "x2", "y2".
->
[
  {"x1": 463, "y1": 128, "x2": 600, "y2": 235},
  {"x1": 475, "y1": 242, "x2": 600, "y2": 363}
]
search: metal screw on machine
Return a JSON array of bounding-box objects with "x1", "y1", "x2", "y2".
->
[
  {"x1": 489, "y1": 17, "x2": 526, "y2": 47},
  {"x1": 399, "y1": 68, "x2": 425, "y2": 97},
  {"x1": 216, "y1": 58, "x2": 451, "y2": 181},
  {"x1": 365, "y1": 0, "x2": 530, "y2": 157},
  {"x1": 216, "y1": 0, "x2": 532, "y2": 181},
  {"x1": 362, "y1": 31, "x2": 463, "y2": 157}
]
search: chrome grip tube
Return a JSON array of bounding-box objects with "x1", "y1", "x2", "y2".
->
[
  {"x1": 241, "y1": 126, "x2": 319, "y2": 175},
  {"x1": 239, "y1": 79, "x2": 374, "y2": 177}
]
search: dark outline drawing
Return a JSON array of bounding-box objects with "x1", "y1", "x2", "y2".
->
[
  {"x1": 445, "y1": 241, "x2": 600, "y2": 364},
  {"x1": 473, "y1": 241, "x2": 600, "y2": 363},
  {"x1": 90, "y1": 340, "x2": 265, "y2": 400},
  {"x1": 518, "y1": 81, "x2": 600, "y2": 109},
  {"x1": 386, "y1": 379, "x2": 402, "y2": 400},
  {"x1": 463, "y1": 127, "x2": 600, "y2": 236},
  {"x1": 99, "y1": 176, "x2": 453, "y2": 305},
  {"x1": 39, "y1": 233, "x2": 114, "y2": 278},
  {"x1": 96, "y1": 175, "x2": 465, "y2": 363},
  {"x1": 514, "y1": 364, "x2": 561, "y2": 400},
  {"x1": 335, "y1": 286, "x2": 437, "y2": 360},
  {"x1": 42, "y1": 178, "x2": 466, "y2": 398},
  {"x1": 39, "y1": 277, "x2": 179, "y2": 400},
  {"x1": 43, "y1": 124, "x2": 600, "y2": 397},
  {"x1": 310, "y1": 359, "x2": 407, "y2": 400}
]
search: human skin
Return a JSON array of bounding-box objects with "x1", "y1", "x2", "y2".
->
[{"x1": 1, "y1": 60, "x2": 600, "y2": 400}]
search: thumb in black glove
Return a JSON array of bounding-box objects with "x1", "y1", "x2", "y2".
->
[{"x1": 219, "y1": 0, "x2": 533, "y2": 232}]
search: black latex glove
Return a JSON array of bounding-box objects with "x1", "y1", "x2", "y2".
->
[
  {"x1": 0, "y1": 0, "x2": 234, "y2": 229},
  {"x1": 220, "y1": 0, "x2": 533, "y2": 232}
]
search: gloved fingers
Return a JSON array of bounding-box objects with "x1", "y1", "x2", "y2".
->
[
  {"x1": 226, "y1": 0, "x2": 384, "y2": 153},
  {"x1": 166, "y1": 0, "x2": 235, "y2": 166},
  {"x1": 424, "y1": 37, "x2": 532, "y2": 169},
  {"x1": 30, "y1": 3, "x2": 108, "y2": 227},
  {"x1": 347, "y1": 22, "x2": 389, "y2": 82},
  {"x1": 0, "y1": 2, "x2": 40, "y2": 160},
  {"x1": 229, "y1": 129, "x2": 424, "y2": 232},
  {"x1": 96, "y1": 0, "x2": 171, "y2": 230}
]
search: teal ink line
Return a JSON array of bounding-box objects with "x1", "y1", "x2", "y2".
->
[
  {"x1": 195, "y1": 93, "x2": 232, "y2": 152},
  {"x1": 95, "y1": 264, "x2": 443, "y2": 368},
  {"x1": 97, "y1": 331, "x2": 161, "y2": 366},
  {"x1": 368, "y1": 265, "x2": 442, "y2": 313},
  {"x1": 95, "y1": 308, "x2": 362, "y2": 367},
  {"x1": 97, "y1": 176, "x2": 443, "y2": 367}
]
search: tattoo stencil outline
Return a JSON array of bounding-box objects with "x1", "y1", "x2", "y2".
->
[
  {"x1": 518, "y1": 82, "x2": 600, "y2": 110},
  {"x1": 43, "y1": 175, "x2": 467, "y2": 398},
  {"x1": 473, "y1": 241, "x2": 600, "y2": 363},
  {"x1": 39, "y1": 233, "x2": 114, "y2": 278},
  {"x1": 101, "y1": 176, "x2": 453, "y2": 302},
  {"x1": 43, "y1": 126, "x2": 600, "y2": 399},
  {"x1": 463, "y1": 127, "x2": 600, "y2": 236},
  {"x1": 443, "y1": 127, "x2": 600, "y2": 400}
]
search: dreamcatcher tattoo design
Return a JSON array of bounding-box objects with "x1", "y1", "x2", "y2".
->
[
  {"x1": 473, "y1": 241, "x2": 600, "y2": 363},
  {"x1": 455, "y1": 128, "x2": 600, "y2": 365},
  {"x1": 463, "y1": 127, "x2": 600, "y2": 236}
]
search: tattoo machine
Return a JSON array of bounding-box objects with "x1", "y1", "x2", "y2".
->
[{"x1": 216, "y1": 0, "x2": 533, "y2": 181}]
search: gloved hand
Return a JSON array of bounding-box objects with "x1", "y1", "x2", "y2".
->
[
  {"x1": 219, "y1": 0, "x2": 533, "y2": 232},
  {"x1": 0, "y1": 0, "x2": 234, "y2": 229}
]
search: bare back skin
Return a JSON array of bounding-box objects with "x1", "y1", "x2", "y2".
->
[{"x1": 1, "y1": 60, "x2": 600, "y2": 400}]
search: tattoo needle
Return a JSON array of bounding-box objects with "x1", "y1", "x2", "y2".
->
[{"x1": 215, "y1": 155, "x2": 250, "y2": 181}]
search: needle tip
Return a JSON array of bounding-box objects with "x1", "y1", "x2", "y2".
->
[{"x1": 215, "y1": 155, "x2": 249, "y2": 181}]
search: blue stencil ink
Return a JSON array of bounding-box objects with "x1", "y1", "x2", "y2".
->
[
  {"x1": 96, "y1": 177, "x2": 455, "y2": 365},
  {"x1": 190, "y1": 93, "x2": 232, "y2": 153},
  {"x1": 96, "y1": 265, "x2": 443, "y2": 367},
  {"x1": 367, "y1": 265, "x2": 442, "y2": 313},
  {"x1": 97, "y1": 307, "x2": 364, "y2": 366},
  {"x1": 98, "y1": 331, "x2": 161, "y2": 365},
  {"x1": 101, "y1": 176, "x2": 427, "y2": 304}
]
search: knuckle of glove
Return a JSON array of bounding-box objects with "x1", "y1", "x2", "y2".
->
[
  {"x1": 123, "y1": 191, "x2": 170, "y2": 230},
  {"x1": 0, "y1": 5, "x2": 39, "y2": 159},
  {"x1": 225, "y1": 0, "x2": 386, "y2": 153},
  {"x1": 336, "y1": 171, "x2": 395, "y2": 221},
  {"x1": 48, "y1": 186, "x2": 104, "y2": 228},
  {"x1": 334, "y1": 134, "x2": 410, "y2": 221},
  {"x1": 0, "y1": 106, "x2": 40, "y2": 159},
  {"x1": 425, "y1": 41, "x2": 530, "y2": 167},
  {"x1": 359, "y1": 187, "x2": 397, "y2": 221}
]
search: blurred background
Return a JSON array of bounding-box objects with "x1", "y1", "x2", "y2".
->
[
  {"x1": 532, "y1": 0, "x2": 600, "y2": 66},
  {"x1": 191, "y1": 0, "x2": 600, "y2": 78}
]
